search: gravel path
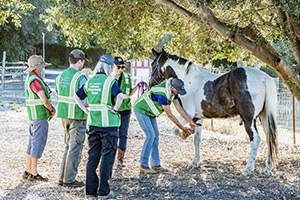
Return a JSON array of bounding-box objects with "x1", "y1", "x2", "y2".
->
[{"x1": 0, "y1": 97, "x2": 299, "y2": 200}]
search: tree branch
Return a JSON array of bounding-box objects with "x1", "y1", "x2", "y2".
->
[{"x1": 155, "y1": 0, "x2": 300, "y2": 101}]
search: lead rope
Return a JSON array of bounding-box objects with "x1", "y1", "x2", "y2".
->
[{"x1": 137, "y1": 81, "x2": 149, "y2": 98}]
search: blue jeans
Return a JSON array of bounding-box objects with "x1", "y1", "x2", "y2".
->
[
  {"x1": 59, "y1": 119, "x2": 86, "y2": 183},
  {"x1": 85, "y1": 126, "x2": 118, "y2": 197},
  {"x1": 118, "y1": 112, "x2": 131, "y2": 151},
  {"x1": 134, "y1": 108, "x2": 160, "y2": 167}
]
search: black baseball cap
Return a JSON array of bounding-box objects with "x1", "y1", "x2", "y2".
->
[
  {"x1": 171, "y1": 78, "x2": 186, "y2": 95},
  {"x1": 114, "y1": 57, "x2": 125, "y2": 66}
]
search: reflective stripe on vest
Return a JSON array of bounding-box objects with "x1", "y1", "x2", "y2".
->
[
  {"x1": 101, "y1": 77, "x2": 114, "y2": 104},
  {"x1": 57, "y1": 95, "x2": 76, "y2": 103},
  {"x1": 68, "y1": 72, "x2": 82, "y2": 118},
  {"x1": 86, "y1": 76, "x2": 115, "y2": 126},
  {"x1": 25, "y1": 75, "x2": 51, "y2": 120},
  {"x1": 57, "y1": 71, "x2": 83, "y2": 119},
  {"x1": 89, "y1": 104, "x2": 110, "y2": 126},
  {"x1": 123, "y1": 73, "x2": 130, "y2": 95},
  {"x1": 25, "y1": 99, "x2": 43, "y2": 105},
  {"x1": 143, "y1": 92, "x2": 160, "y2": 116}
]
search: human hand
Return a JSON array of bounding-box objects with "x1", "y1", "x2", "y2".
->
[
  {"x1": 108, "y1": 106, "x2": 118, "y2": 114},
  {"x1": 189, "y1": 122, "x2": 197, "y2": 132},
  {"x1": 137, "y1": 81, "x2": 143, "y2": 88},
  {"x1": 182, "y1": 127, "x2": 193, "y2": 137},
  {"x1": 48, "y1": 106, "x2": 56, "y2": 121}
]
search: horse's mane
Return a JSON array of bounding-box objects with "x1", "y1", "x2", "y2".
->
[{"x1": 166, "y1": 53, "x2": 211, "y2": 75}]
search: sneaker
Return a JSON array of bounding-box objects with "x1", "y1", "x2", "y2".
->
[
  {"x1": 22, "y1": 171, "x2": 30, "y2": 180},
  {"x1": 63, "y1": 180, "x2": 85, "y2": 188},
  {"x1": 98, "y1": 191, "x2": 115, "y2": 199},
  {"x1": 140, "y1": 165, "x2": 158, "y2": 174},
  {"x1": 58, "y1": 180, "x2": 63, "y2": 186},
  {"x1": 151, "y1": 165, "x2": 169, "y2": 173},
  {"x1": 28, "y1": 174, "x2": 48, "y2": 182}
]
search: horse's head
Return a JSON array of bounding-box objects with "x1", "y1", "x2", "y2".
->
[{"x1": 149, "y1": 48, "x2": 178, "y2": 88}]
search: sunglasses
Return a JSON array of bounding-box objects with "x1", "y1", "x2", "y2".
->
[{"x1": 117, "y1": 65, "x2": 126, "y2": 69}]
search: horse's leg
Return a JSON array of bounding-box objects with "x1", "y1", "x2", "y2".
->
[
  {"x1": 242, "y1": 118, "x2": 261, "y2": 176},
  {"x1": 258, "y1": 114, "x2": 273, "y2": 176},
  {"x1": 188, "y1": 122, "x2": 203, "y2": 169}
]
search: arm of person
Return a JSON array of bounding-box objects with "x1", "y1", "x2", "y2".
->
[
  {"x1": 173, "y1": 98, "x2": 197, "y2": 130},
  {"x1": 78, "y1": 76, "x2": 88, "y2": 106},
  {"x1": 162, "y1": 104, "x2": 192, "y2": 136},
  {"x1": 74, "y1": 84, "x2": 89, "y2": 114},
  {"x1": 129, "y1": 81, "x2": 141, "y2": 97},
  {"x1": 36, "y1": 90, "x2": 56, "y2": 121},
  {"x1": 74, "y1": 93, "x2": 89, "y2": 115},
  {"x1": 113, "y1": 93, "x2": 127, "y2": 111}
]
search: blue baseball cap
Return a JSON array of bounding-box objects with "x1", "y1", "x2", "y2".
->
[
  {"x1": 171, "y1": 78, "x2": 186, "y2": 95},
  {"x1": 99, "y1": 55, "x2": 114, "y2": 65}
]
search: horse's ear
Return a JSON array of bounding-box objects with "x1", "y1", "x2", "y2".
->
[
  {"x1": 152, "y1": 48, "x2": 159, "y2": 57},
  {"x1": 162, "y1": 48, "x2": 166, "y2": 53}
]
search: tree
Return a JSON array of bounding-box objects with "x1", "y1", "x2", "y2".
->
[
  {"x1": 0, "y1": 0, "x2": 63, "y2": 61},
  {"x1": 0, "y1": 0, "x2": 33, "y2": 27},
  {"x1": 44, "y1": 0, "x2": 300, "y2": 101}
]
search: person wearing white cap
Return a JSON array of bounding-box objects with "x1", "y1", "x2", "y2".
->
[
  {"x1": 134, "y1": 78, "x2": 197, "y2": 174},
  {"x1": 74, "y1": 54, "x2": 127, "y2": 199},
  {"x1": 23, "y1": 55, "x2": 56, "y2": 181}
]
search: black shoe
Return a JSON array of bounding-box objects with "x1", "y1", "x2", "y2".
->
[
  {"x1": 22, "y1": 171, "x2": 30, "y2": 180},
  {"x1": 28, "y1": 174, "x2": 49, "y2": 182},
  {"x1": 63, "y1": 180, "x2": 85, "y2": 188},
  {"x1": 58, "y1": 180, "x2": 63, "y2": 186}
]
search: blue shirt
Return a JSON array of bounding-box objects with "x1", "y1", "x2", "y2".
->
[
  {"x1": 151, "y1": 94, "x2": 178, "y2": 105},
  {"x1": 76, "y1": 73, "x2": 122, "y2": 102}
]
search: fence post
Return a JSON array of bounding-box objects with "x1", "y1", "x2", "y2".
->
[
  {"x1": 292, "y1": 95, "x2": 296, "y2": 145},
  {"x1": 1, "y1": 51, "x2": 6, "y2": 92}
]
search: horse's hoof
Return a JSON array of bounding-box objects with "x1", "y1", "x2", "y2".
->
[
  {"x1": 174, "y1": 130, "x2": 188, "y2": 140},
  {"x1": 188, "y1": 161, "x2": 198, "y2": 169},
  {"x1": 264, "y1": 168, "x2": 273, "y2": 177},
  {"x1": 242, "y1": 168, "x2": 252, "y2": 176}
]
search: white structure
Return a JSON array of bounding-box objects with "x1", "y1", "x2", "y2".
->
[{"x1": 129, "y1": 58, "x2": 152, "y2": 85}]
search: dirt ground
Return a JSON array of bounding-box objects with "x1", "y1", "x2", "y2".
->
[{"x1": 0, "y1": 91, "x2": 299, "y2": 200}]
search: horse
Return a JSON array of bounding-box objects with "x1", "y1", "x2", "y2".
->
[{"x1": 149, "y1": 49, "x2": 278, "y2": 176}]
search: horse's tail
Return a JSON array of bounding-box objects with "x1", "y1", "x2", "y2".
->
[{"x1": 264, "y1": 76, "x2": 278, "y2": 168}]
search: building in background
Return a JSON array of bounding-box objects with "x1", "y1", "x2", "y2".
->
[{"x1": 129, "y1": 58, "x2": 152, "y2": 85}]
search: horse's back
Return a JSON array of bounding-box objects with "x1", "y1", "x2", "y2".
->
[{"x1": 200, "y1": 67, "x2": 271, "y2": 119}]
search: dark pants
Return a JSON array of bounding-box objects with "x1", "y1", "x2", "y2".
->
[
  {"x1": 85, "y1": 126, "x2": 118, "y2": 197},
  {"x1": 118, "y1": 112, "x2": 131, "y2": 151}
]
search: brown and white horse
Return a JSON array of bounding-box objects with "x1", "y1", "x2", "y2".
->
[{"x1": 149, "y1": 49, "x2": 278, "y2": 176}]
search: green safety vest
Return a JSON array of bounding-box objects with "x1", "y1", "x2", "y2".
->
[
  {"x1": 134, "y1": 82, "x2": 173, "y2": 117},
  {"x1": 116, "y1": 72, "x2": 132, "y2": 112},
  {"x1": 84, "y1": 74, "x2": 121, "y2": 127},
  {"x1": 25, "y1": 73, "x2": 51, "y2": 121},
  {"x1": 55, "y1": 68, "x2": 87, "y2": 120}
]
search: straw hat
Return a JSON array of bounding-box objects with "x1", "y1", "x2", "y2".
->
[{"x1": 25, "y1": 55, "x2": 51, "y2": 72}]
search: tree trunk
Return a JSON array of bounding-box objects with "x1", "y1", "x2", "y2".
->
[{"x1": 155, "y1": 0, "x2": 300, "y2": 102}]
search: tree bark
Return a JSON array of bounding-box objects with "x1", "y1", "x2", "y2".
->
[{"x1": 155, "y1": 0, "x2": 300, "y2": 102}]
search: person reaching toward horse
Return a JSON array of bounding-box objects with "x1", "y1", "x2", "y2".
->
[
  {"x1": 111, "y1": 56, "x2": 142, "y2": 167},
  {"x1": 134, "y1": 78, "x2": 197, "y2": 173}
]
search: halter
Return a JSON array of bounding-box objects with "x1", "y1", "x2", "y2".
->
[{"x1": 151, "y1": 53, "x2": 165, "y2": 84}]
